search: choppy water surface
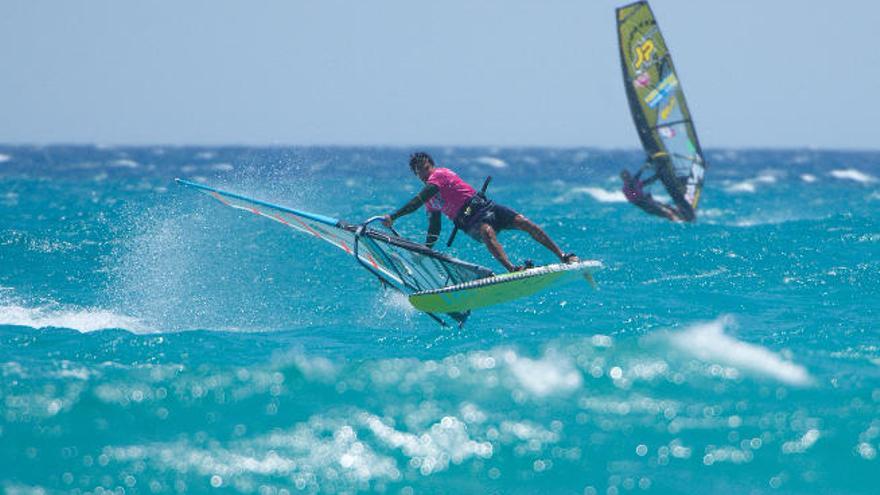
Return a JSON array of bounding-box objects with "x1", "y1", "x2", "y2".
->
[{"x1": 1, "y1": 146, "x2": 878, "y2": 494}]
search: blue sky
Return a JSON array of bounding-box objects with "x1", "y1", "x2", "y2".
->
[{"x1": 1, "y1": 0, "x2": 876, "y2": 149}]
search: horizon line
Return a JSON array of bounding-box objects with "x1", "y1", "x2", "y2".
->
[{"x1": 1, "y1": 142, "x2": 878, "y2": 154}]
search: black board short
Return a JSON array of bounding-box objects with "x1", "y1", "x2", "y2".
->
[{"x1": 454, "y1": 195, "x2": 519, "y2": 241}]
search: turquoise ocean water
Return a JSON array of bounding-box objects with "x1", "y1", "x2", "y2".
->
[{"x1": 1, "y1": 146, "x2": 878, "y2": 494}]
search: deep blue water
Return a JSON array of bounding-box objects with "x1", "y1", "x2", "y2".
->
[{"x1": 1, "y1": 146, "x2": 878, "y2": 494}]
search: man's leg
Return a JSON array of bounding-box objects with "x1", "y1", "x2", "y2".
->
[
  {"x1": 478, "y1": 223, "x2": 517, "y2": 272},
  {"x1": 510, "y1": 214, "x2": 573, "y2": 262},
  {"x1": 660, "y1": 204, "x2": 684, "y2": 222},
  {"x1": 675, "y1": 202, "x2": 695, "y2": 222},
  {"x1": 636, "y1": 200, "x2": 681, "y2": 222}
]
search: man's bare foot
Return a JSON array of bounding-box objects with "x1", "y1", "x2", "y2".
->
[
  {"x1": 509, "y1": 260, "x2": 535, "y2": 273},
  {"x1": 561, "y1": 253, "x2": 579, "y2": 263}
]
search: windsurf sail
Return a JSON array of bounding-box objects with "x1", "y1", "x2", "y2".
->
[
  {"x1": 175, "y1": 179, "x2": 494, "y2": 326},
  {"x1": 617, "y1": 1, "x2": 706, "y2": 220}
]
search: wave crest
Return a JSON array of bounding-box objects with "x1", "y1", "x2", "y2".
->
[
  {"x1": 668, "y1": 316, "x2": 812, "y2": 386},
  {"x1": 0, "y1": 303, "x2": 149, "y2": 333}
]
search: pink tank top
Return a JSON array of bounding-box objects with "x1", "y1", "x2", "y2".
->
[
  {"x1": 623, "y1": 179, "x2": 645, "y2": 202},
  {"x1": 424, "y1": 168, "x2": 476, "y2": 219}
]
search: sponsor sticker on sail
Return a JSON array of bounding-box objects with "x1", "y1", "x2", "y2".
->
[{"x1": 644, "y1": 74, "x2": 678, "y2": 108}]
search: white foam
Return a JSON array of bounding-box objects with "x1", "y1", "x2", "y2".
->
[
  {"x1": 584, "y1": 187, "x2": 627, "y2": 203},
  {"x1": 643, "y1": 268, "x2": 727, "y2": 285},
  {"x1": 290, "y1": 354, "x2": 338, "y2": 382},
  {"x1": 790, "y1": 154, "x2": 811, "y2": 165},
  {"x1": 499, "y1": 420, "x2": 558, "y2": 445},
  {"x1": 830, "y1": 169, "x2": 877, "y2": 184},
  {"x1": 782, "y1": 429, "x2": 820, "y2": 454},
  {"x1": 725, "y1": 173, "x2": 779, "y2": 194},
  {"x1": 474, "y1": 156, "x2": 508, "y2": 169},
  {"x1": 732, "y1": 212, "x2": 808, "y2": 227},
  {"x1": 382, "y1": 290, "x2": 418, "y2": 316},
  {"x1": 698, "y1": 208, "x2": 726, "y2": 220},
  {"x1": 668, "y1": 316, "x2": 812, "y2": 386},
  {"x1": 0, "y1": 304, "x2": 150, "y2": 333},
  {"x1": 555, "y1": 187, "x2": 626, "y2": 204},
  {"x1": 5, "y1": 482, "x2": 59, "y2": 495},
  {"x1": 56, "y1": 366, "x2": 93, "y2": 380},
  {"x1": 507, "y1": 351, "x2": 582, "y2": 397},
  {"x1": 724, "y1": 181, "x2": 756, "y2": 194},
  {"x1": 715, "y1": 150, "x2": 740, "y2": 162},
  {"x1": 109, "y1": 429, "x2": 398, "y2": 485},
  {"x1": 362, "y1": 412, "x2": 492, "y2": 474},
  {"x1": 0, "y1": 153, "x2": 11, "y2": 163},
  {"x1": 800, "y1": 174, "x2": 817, "y2": 183},
  {"x1": 111, "y1": 159, "x2": 140, "y2": 168}
]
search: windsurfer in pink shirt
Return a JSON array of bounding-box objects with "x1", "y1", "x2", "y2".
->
[
  {"x1": 383, "y1": 152, "x2": 579, "y2": 272},
  {"x1": 620, "y1": 166, "x2": 683, "y2": 222}
]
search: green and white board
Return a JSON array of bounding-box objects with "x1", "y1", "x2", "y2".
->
[{"x1": 409, "y1": 260, "x2": 602, "y2": 314}]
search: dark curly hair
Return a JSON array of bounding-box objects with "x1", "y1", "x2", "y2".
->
[{"x1": 409, "y1": 152, "x2": 435, "y2": 174}]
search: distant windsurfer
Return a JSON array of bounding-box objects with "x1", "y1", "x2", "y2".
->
[
  {"x1": 620, "y1": 164, "x2": 690, "y2": 222},
  {"x1": 383, "y1": 152, "x2": 579, "y2": 272}
]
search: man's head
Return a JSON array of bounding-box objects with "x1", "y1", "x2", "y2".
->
[
  {"x1": 620, "y1": 170, "x2": 632, "y2": 182},
  {"x1": 409, "y1": 152, "x2": 435, "y2": 182}
]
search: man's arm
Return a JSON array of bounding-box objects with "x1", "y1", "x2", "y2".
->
[
  {"x1": 426, "y1": 211, "x2": 441, "y2": 248},
  {"x1": 635, "y1": 160, "x2": 656, "y2": 181},
  {"x1": 387, "y1": 184, "x2": 439, "y2": 222},
  {"x1": 642, "y1": 174, "x2": 660, "y2": 186}
]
